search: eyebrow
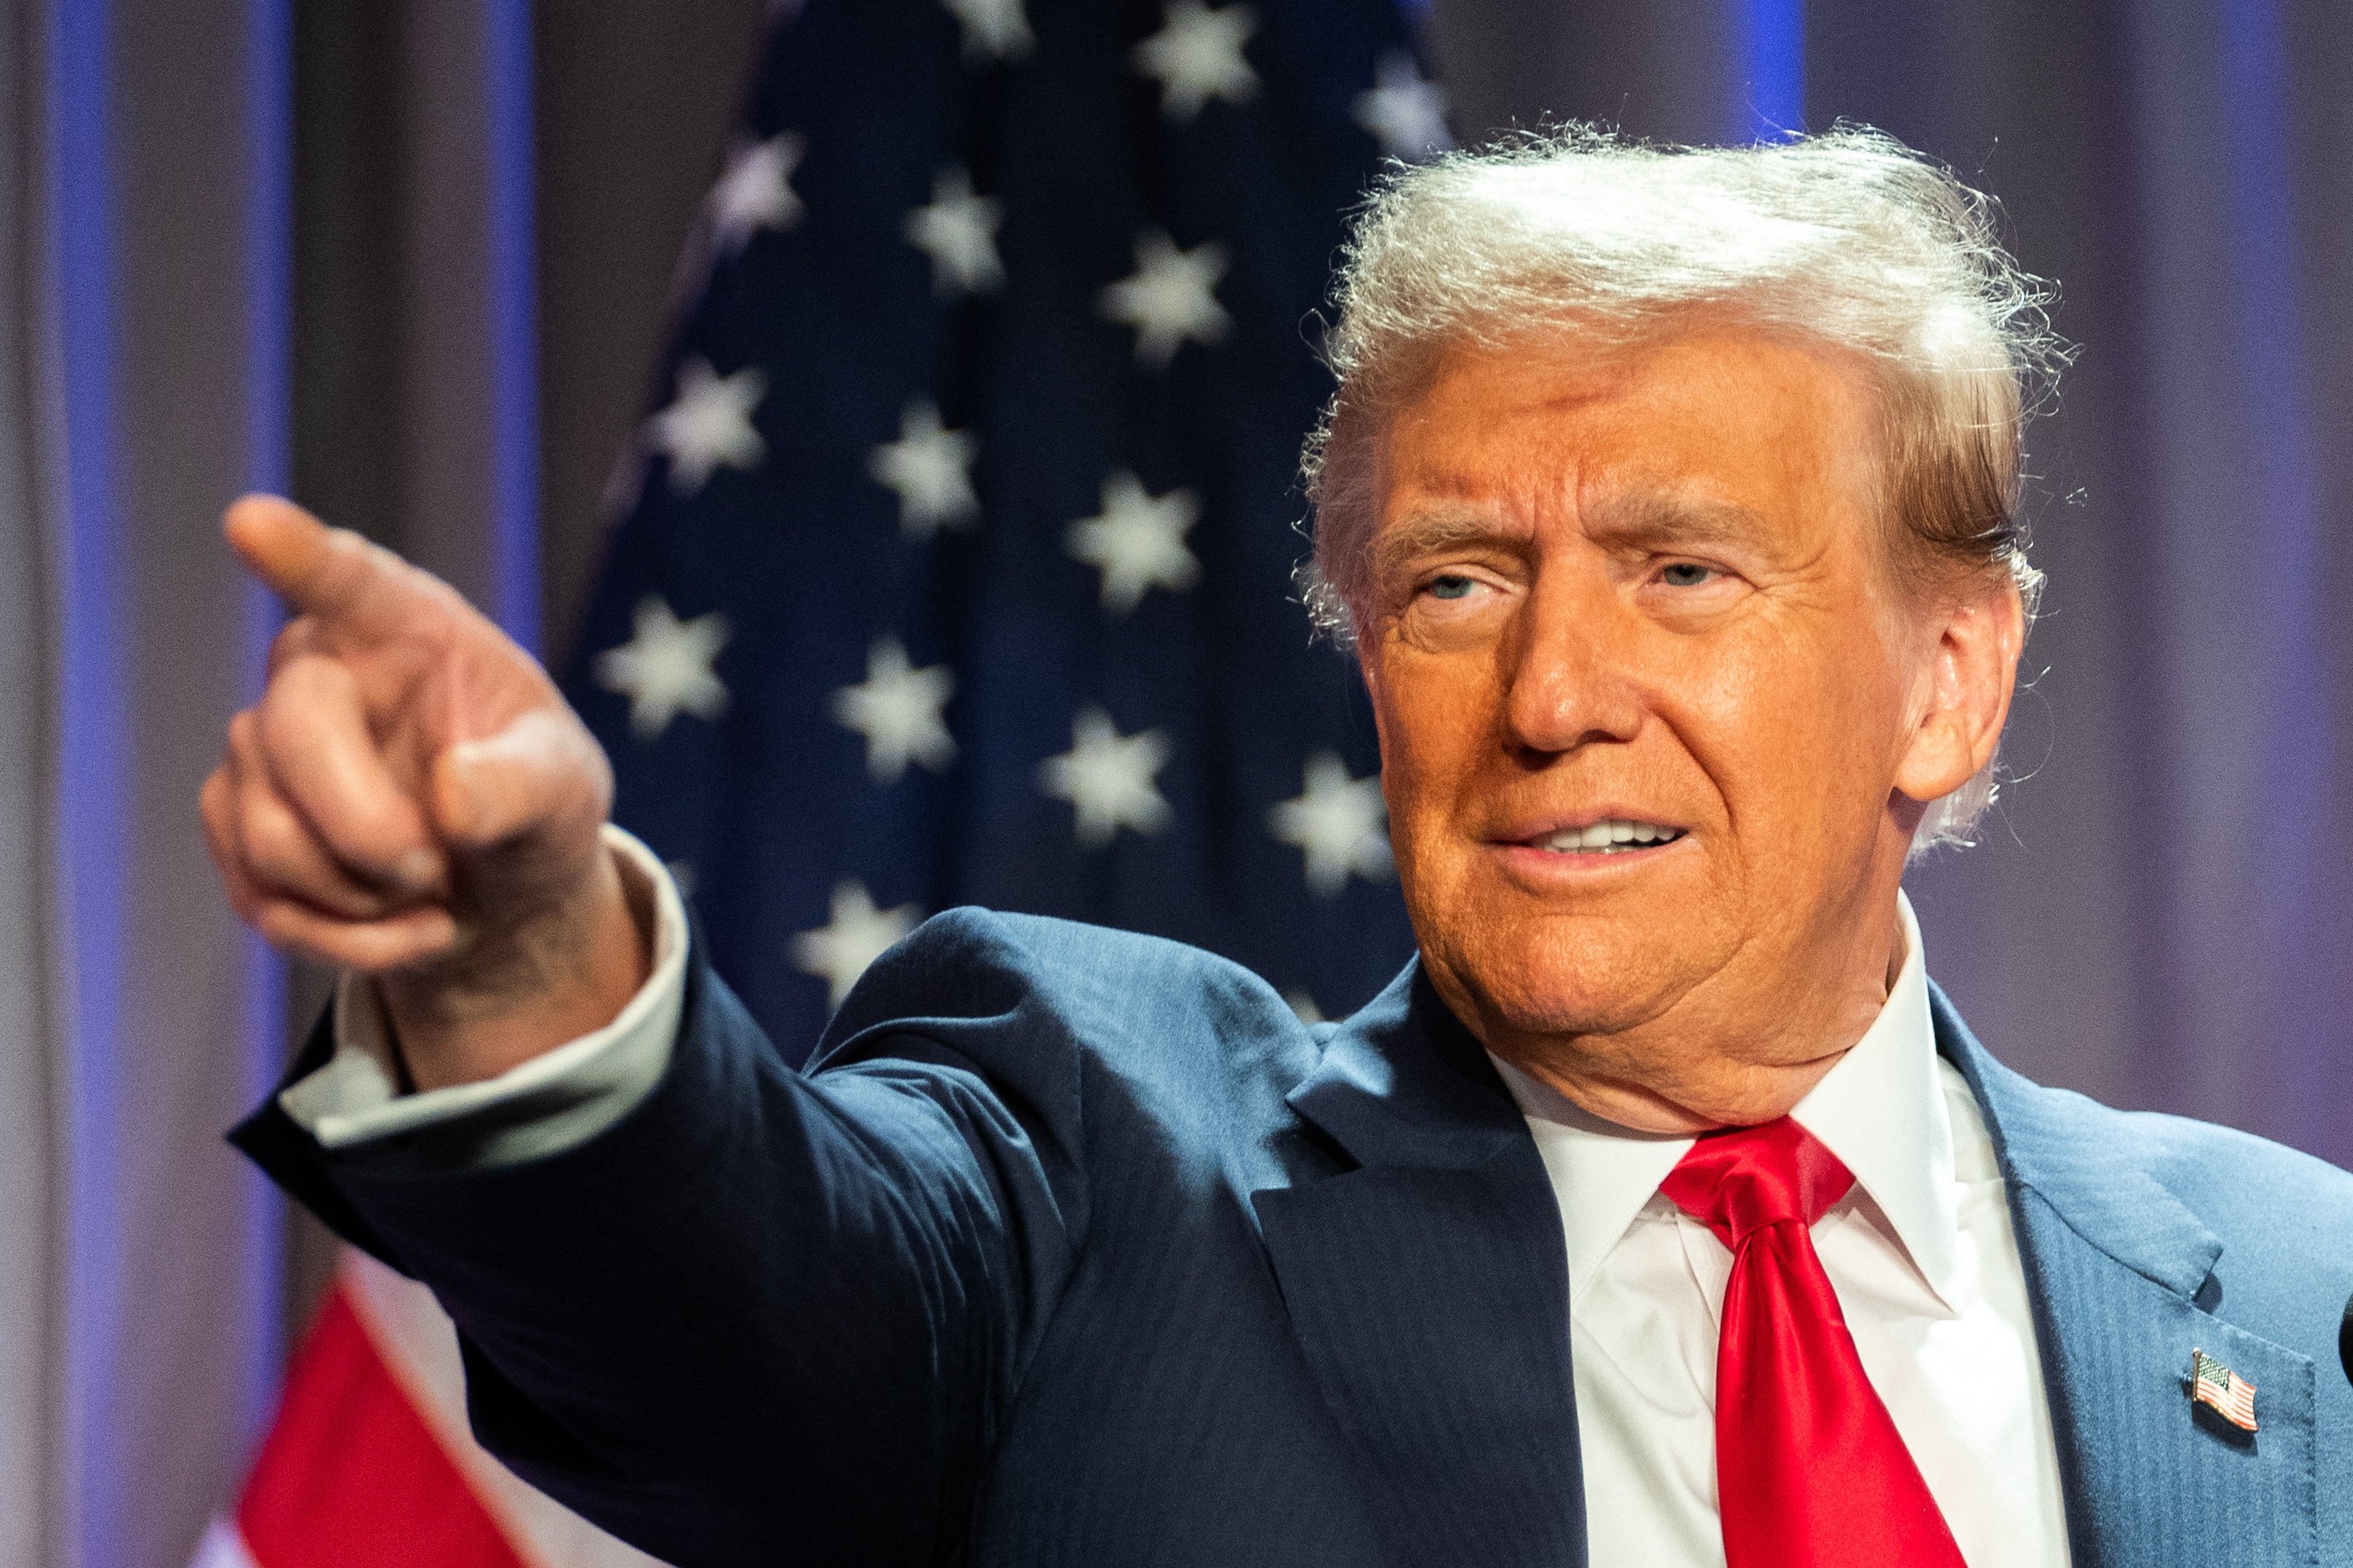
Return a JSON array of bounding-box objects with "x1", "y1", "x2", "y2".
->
[
  {"x1": 1581, "y1": 491, "x2": 1772, "y2": 552},
  {"x1": 1368, "y1": 508, "x2": 1529, "y2": 584},
  {"x1": 1368, "y1": 490, "x2": 1772, "y2": 585}
]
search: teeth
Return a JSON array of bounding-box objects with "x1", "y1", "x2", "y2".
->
[{"x1": 1535, "y1": 819, "x2": 1682, "y2": 854}]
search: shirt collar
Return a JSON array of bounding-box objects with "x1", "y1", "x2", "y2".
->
[
  {"x1": 1492, "y1": 891, "x2": 1958, "y2": 1312},
  {"x1": 1489, "y1": 1055, "x2": 1693, "y2": 1307},
  {"x1": 1789, "y1": 891, "x2": 1960, "y2": 1312}
]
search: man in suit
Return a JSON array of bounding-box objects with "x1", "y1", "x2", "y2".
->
[{"x1": 207, "y1": 128, "x2": 2353, "y2": 1566}]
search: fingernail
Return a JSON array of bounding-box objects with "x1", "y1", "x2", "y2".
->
[{"x1": 391, "y1": 848, "x2": 440, "y2": 892}]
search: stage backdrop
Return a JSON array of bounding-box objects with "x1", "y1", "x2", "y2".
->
[{"x1": 7, "y1": 2, "x2": 2353, "y2": 1566}]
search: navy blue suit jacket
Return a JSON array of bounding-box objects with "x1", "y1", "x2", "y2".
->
[{"x1": 234, "y1": 909, "x2": 2353, "y2": 1566}]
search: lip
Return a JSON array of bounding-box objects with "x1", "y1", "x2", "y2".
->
[
  {"x1": 1486, "y1": 809, "x2": 1689, "y2": 848},
  {"x1": 1488, "y1": 836, "x2": 1690, "y2": 888},
  {"x1": 1480, "y1": 809, "x2": 1693, "y2": 882}
]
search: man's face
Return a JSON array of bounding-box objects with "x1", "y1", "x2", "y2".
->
[{"x1": 1359, "y1": 327, "x2": 1993, "y2": 1129}]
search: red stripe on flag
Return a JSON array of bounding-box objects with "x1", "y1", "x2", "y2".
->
[{"x1": 237, "y1": 1282, "x2": 528, "y2": 1568}]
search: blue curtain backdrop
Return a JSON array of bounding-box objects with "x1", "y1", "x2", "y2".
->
[
  {"x1": 13, "y1": 0, "x2": 539, "y2": 1565},
  {"x1": 38, "y1": 2, "x2": 293, "y2": 1566},
  {"x1": 11, "y1": 2, "x2": 2353, "y2": 1566}
]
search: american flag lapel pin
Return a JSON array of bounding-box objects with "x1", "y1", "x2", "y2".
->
[{"x1": 2189, "y1": 1347, "x2": 2258, "y2": 1432}]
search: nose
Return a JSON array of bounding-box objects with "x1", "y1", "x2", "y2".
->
[{"x1": 1501, "y1": 565, "x2": 1646, "y2": 756}]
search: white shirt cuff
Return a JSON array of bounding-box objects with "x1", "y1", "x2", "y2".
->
[{"x1": 276, "y1": 824, "x2": 689, "y2": 1167}]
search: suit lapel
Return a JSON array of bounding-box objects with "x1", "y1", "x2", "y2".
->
[
  {"x1": 1253, "y1": 968, "x2": 2321, "y2": 1568},
  {"x1": 1254, "y1": 964, "x2": 1586, "y2": 1568},
  {"x1": 1937, "y1": 987, "x2": 2317, "y2": 1568}
]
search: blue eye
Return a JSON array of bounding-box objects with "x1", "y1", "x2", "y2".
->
[
  {"x1": 1427, "y1": 575, "x2": 1477, "y2": 600},
  {"x1": 1659, "y1": 562, "x2": 1714, "y2": 587}
]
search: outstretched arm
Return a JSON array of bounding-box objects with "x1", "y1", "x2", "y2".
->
[
  {"x1": 207, "y1": 500, "x2": 1083, "y2": 1563},
  {"x1": 233, "y1": 918, "x2": 1084, "y2": 1567}
]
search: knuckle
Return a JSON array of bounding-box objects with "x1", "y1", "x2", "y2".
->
[
  {"x1": 201, "y1": 793, "x2": 247, "y2": 879},
  {"x1": 267, "y1": 651, "x2": 354, "y2": 711},
  {"x1": 251, "y1": 901, "x2": 303, "y2": 948},
  {"x1": 253, "y1": 685, "x2": 305, "y2": 754},
  {"x1": 330, "y1": 785, "x2": 420, "y2": 857},
  {"x1": 304, "y1": 530, "x2": 368, "y2": 599},
  {"x1": 239, "y1": 799, "x2": 311, "y2": 881},
  {"x1": 215, "y1": 847, "x2": 262, "y2": 908}
]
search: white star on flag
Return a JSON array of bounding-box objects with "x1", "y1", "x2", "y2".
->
[
  {"x1": 1066, "y1": 472, "x2": 1200, "y2": 613},
  {"x1": 646, "y1": 359, "x2": 766, "y2": 495},
  {"x1": 594, "y1": 596, "x2": 731, "y2": 739},
  {"x1": 790, "y1": 880, "x2": 924, "y2": 1007},
  {"x1": 831, "y1": 637, "x2": 957, "y2": 782},
  {"x1": 1354, "y1": 51, "x2": 1451, "y2": 160},
  {"x1": 1269, "y1": 751, "x2": 1391, "y2": 895},
  {"x1": 905, "y1": 167, "x2": 1005, "y2": 296},
  {"x1": 944, "y1": 0, "x2": 1034, "y2": 62},
  {"x1": 869, "y1": 399, "x2": 980, "y2": 538},
  {"x1": 708, "y1": 132, "x2": 805, "y2": 253},
  {"x1": 1134, "y1": 1, "x2": 1259, "y2": 121},
  {"x1": 1101, "y1": 231, "x2": 1230, "y2": 367},
  {"x1": 1039, "y1": 706, "x2": 1172, "y2": 849}
]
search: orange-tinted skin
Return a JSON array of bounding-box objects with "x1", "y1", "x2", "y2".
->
[{"x1": 1358, "y1": 330, "x2": 2021, "y2": 1132}]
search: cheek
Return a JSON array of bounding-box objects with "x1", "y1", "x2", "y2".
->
[
  {"x1": 1665, "y1": 624, "x2": 1907, "y2": 834},
  {"x1": 1370, "y1": 648, "x2": 1498, "y2": 829}
]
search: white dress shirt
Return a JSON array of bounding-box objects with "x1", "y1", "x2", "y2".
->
[
  {"x1": 283, "y1": 855, "x2": 2071, "y2": 1565},
  {"x1": 1493, "y1": 893, "x2": 2070, "y2": 1567}
]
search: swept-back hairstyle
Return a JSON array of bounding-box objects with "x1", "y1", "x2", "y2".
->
[{"x1": 1301, "y1": 125, "x2": 2061, "y2": 849}]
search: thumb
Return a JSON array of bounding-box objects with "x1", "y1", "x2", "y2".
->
[{"x1": 429, "y1": 708, "x2": 614, "y2": 860}]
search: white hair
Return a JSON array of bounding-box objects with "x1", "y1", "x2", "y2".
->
[{"x1": 1301, "y1": 125, "x2": 2061, "y2": 851}]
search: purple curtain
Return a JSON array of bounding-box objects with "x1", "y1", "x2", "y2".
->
[
  {"x1": 1428, "y1": 0, "x2": 2353, "y2": 1167},
  {"x1": 1805, "y1": 0, "x2": 2353, "y2": 1167}
]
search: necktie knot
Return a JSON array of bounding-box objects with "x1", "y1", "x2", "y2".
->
[{"x1": 1658, "y1": 1116, "x2": 1855, "y2": 1252}]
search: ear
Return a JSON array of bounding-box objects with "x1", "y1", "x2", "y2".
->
[{"x1": 1893, "y1": 580, "x2": 2024, "y2": 805}]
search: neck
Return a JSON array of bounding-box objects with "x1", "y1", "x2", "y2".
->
[{"x1": 1478, "y1": 904, "x2": 1909, "y2": 1137}]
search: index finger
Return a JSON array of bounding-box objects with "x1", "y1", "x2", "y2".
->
[{"x1": 222, "y1": 494, "x2": 434, "y2": 633}]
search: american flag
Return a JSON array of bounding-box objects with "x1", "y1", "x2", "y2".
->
[
  {"x1": 2190, "y1": 1347, "x2": 2258, "y2": 1432},
  {"x1": 564, "y1": 0, "x2": 1446, "y2": 1059}
]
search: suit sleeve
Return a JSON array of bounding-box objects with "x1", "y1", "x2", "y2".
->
[{"x1": 230, "y1": 907, "x2": 1091, "y2": 1568}]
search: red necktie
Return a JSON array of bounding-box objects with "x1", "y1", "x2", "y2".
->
[{"x1": 1658, "y1": 1118, "x2": 1967, "y2": 1568}]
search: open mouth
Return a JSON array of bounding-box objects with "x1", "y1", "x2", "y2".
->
[{"x1": 1523, "y1": 819, "x2": 1686, "y2": 854}]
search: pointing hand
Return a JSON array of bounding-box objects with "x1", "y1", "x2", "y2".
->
[{"x1": 200, "y1": 495, "x2": 647, "y2": 1088}]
